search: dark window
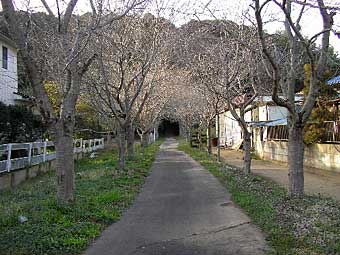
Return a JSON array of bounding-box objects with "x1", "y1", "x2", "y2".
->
[{"x1": 2, "y1": 46, "x2": 8, "y2": 69}]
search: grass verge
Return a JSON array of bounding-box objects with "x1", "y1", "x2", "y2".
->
[
  {"x1": 0, "y1": 140, "x2": 162, "y2": 255},
  {"x1": 178, "y1": 140, "x2": 340, "y2": 255}
]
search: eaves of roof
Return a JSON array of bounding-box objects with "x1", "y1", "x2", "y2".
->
[{"x1": 0, "y1": 33, "x2": 17, "y2": 49}]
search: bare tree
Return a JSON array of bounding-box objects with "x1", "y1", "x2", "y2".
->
[
  {"x1": 135, "y1": 69, "x2": 177, "y2": 148},
  {"x1": 185, "y1": 19, "x2": 265, "y2": 173},
  {"x1": 160, "y1": 69, "x2": 205, "y2": 141},
  {"x1": 0, "y1": 0, "x2": 144, "y2": 202},
  {"x1": 253, "y1": 0, "x2": 336, "y2": 196},
  {"x1": 87, "y1": 14, "x2": 170, "y2": 170}
]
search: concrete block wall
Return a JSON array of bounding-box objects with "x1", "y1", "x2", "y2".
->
[
  {"x1": 0, "y1": 151, "x2": 84, "y2": 191},
  {"x1": 0, "y1": 137, "x2": 106, "y2": 191},
  {"x1": 255, "y1": 140, "x2": 340, "y2": 174}
]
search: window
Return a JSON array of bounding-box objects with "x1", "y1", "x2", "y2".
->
[{"x1": 2, "y1": 46, "x2": 8, "y2": 69}]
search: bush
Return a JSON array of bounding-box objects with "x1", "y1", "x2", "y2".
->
[{"x1": 0, "y1": 102, "x2": 46, "y2": 143}]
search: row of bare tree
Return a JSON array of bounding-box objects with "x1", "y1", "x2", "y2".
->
[
  {"x1": 1, "y1": 0, "x2": 339, "y2": 202},
  {"x1": 1, "y1": 0, "x2": 179, "y2": 203},
  {"x1": 161, "y1": 0, "x2": 339, "y2": 198}
]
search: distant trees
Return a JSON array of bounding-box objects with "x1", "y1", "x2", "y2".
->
[
  {"x1": 135, "y1": 69, "x2": 177, "y2": 148},
  {"x1": 87, "y1": 14, "x2": 172, "y2": 170},
  {"x1": 182, "y1": 20, "x2": 266, "y2": 172}
]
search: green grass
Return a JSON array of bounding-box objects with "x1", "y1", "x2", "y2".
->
[
  {"x1": 178, "y1": 140, "x2": 340, "y2": 255},
  {"x1": 0, "y1": 140, "x2": 162, "y2": 255}
]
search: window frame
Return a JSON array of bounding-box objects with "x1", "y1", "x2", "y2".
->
[{"x1": 2, "y1": 46, "x2": 8, "y2": 69}]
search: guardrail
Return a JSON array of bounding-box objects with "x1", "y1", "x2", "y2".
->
[{"x1": 0, "y1": 138, "x2": 104, "y2": 174}]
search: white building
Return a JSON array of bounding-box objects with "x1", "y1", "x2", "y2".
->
[
  {"x1": 219, "y1": 110, "x2": 252, "y2": 147},
  {"x1": 218, "y1": 96, "x2": 290, "y2": 147},
  {"x1": 0, "y1": 33, "x2": 21, "y2": 105}
]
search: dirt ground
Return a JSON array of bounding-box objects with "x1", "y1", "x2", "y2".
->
[{"x1": 217, "y1": 149, "x2": 340, "y2": 201}]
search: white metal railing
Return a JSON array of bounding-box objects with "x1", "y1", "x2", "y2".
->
[{"x1": 0, "y1": 138, "x2": 104, "y2": 174}]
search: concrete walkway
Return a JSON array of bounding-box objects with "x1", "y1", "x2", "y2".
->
[
  {"x1": 218, "y1": 149, "x2": 340, "y2": 201},
  {"x1": 84, "y1": 138, "x2": 268, "y2": 255}
]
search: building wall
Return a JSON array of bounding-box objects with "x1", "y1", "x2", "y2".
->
[
  {"x1": 254, "y1": 139, "x2": 340, "y2": 174},
  {"x1": 218, "y1": 110, "x2": 251, "y2": 147},
  {"x1": 268, "y1": 106, "x2": 288, "y2": 121},
  {"x1": 258, "y1": 105, "x2": 287, "y2": 121},
  {"x1": 0, "y1": 41, "x2": 18, "y2": 105}
]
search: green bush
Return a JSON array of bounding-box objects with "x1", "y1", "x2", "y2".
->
[{"x1": 0, "y1": 102, "x2": 46, "y2": 143}]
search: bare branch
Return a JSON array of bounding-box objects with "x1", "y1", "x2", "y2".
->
[{"x1": 40, "y1": 0, "x2": 54, "y2": 16}]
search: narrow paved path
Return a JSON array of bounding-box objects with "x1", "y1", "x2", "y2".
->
[{"x1": 84, "y1": 138, "x2": 268, "y2": 255}]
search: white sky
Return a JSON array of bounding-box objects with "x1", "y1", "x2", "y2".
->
[{"x1": 8, "y1": 0, "x2": 340, "y2": 53}]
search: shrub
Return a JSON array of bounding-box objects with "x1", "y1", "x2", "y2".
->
[{"x1": 0, "y1": 102, "x2": 46, "y2": 143}]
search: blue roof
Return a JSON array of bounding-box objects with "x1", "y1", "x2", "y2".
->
[
  {"x1": 327, "y1": 76, "x2": 340, "y2": 85},
  {"x1": 248, "y1": 118, "x2": 287, "y2": 127}
]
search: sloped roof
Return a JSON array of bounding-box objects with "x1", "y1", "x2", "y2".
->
[{"x1": 327, "y1": 76, "x2": 340, "y2": 85}]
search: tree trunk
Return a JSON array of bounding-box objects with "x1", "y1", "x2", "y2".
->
[
  {"x1": 198, "y1": 128, "x2": 202, "y2": 150},
  {"x1": 243, "y1": 129, "x2": 251, "y2": 174},
  {"x1": 55, "y1": 124, "x2": 75, "y2": 203},
  {"x1": 288, "y1": 125, "x2": 304, "y2": 197},
  {"x1": 217, "y1": 113, "x2": 220, "y2": 162},
  {"x1": 117, "y1": 127, "x2": 126, "y2": 171},
  {"x1": 141, "y1": 132, "x2": 149, "y2": 148},
  {"x1": 127, "y1": 123, "x2": 134, "y2": 160},
  {"x1": 207, "y1": 121, "x2": 212, "y2": 154}
]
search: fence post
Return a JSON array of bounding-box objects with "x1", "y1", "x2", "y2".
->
[
  {"x1": 28, "y1": 143, "x2": 32, "y2": 165},
  {"x1": 73, "y1": 139, "x2": 76, "y2": 153},
  {"x1": 43, "y1": 142, "x2": 47, "y2": 162},
  {"x1": 6, "y1": 144, "x2": 12, "y2": 172},
  {"x1": 80, "y1": 138, "x2": 83, "y2": 153}
]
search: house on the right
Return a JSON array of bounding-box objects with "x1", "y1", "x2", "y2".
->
[
  {"x1": 253, "y1": 76, "x2": 340, "y2": 173},
  {"x1": 218, "y1": 76, "x2": 340, "y2": 174}
]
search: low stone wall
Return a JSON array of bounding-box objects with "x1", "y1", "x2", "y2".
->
[
  {"x1": 0, "y1": 151, "x2": 87, "y2": 191},
  {"x1": 255, "y1": 140, "x2": 340, "y2": 174}
]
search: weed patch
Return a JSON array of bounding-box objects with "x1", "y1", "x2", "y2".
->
[
  {"x1": 0, "y1": 140, "x2": 162, "y2": 255},
  {"x1": 178, "y1": 141, "x2": 340, "y2": 255}
]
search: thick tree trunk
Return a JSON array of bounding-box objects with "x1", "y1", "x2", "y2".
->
[
  {"x1": 127, "y1": 123, "x2": 134, "y2": 160},
  {"x1": 243, "y1": 129, "x2": 251, "y2": 174},
  {"x1": 288, "y1": 125, "x2": 304, "y2": 197},
  {"x1": 55, "y1": 124, "x2": 75, "y2": 203},
  {"x1": 117, "y1": 127, "x2": 126, "y2": 171},
  {"x1": 217, "y1": 114, "x2": 220, "y2": 162},
  {"x1": 207, "y1": 121, "x2": 212, "y2": 154}
]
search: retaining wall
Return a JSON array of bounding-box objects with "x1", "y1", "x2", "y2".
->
[
  {"x1": 0, "y1": 142, "x2": 101, "y2": 191},
  {"x1": 255, "y1": 140, "x2": 340, "y2": 174}
]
